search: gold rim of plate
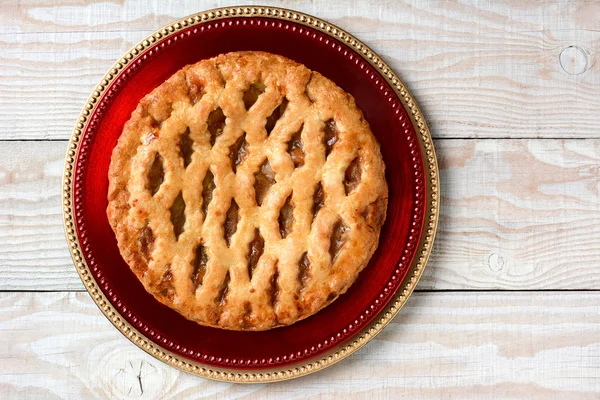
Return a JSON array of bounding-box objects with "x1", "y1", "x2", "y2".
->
[{"x1": 61, "y1": 6, "x2": 440, "y2": 383}]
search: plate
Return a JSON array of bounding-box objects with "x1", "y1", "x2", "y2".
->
[{"x1": 62, "y1": 6, "x2": 439, "y2": 383}]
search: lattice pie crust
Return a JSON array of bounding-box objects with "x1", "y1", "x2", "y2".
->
[{"x1": 107, "y1": 51, "x2": 388, "y2": 330}]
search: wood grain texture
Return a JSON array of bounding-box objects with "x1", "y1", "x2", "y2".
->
[
  {"x1": 427, "y1": 138, "x2": 600, "y2": 290},
  {"x1": 1, "y1": 139, "x2": 599, "y2": 291},
  {"x1": 1, "y1": 291, "x2": 599, "y2": 399},
  {"x1": 0, "y1": 0, "x2": 598, "y2": 140},
  {"x1": 0, "y1": 141, "x2": 73, "y2": 290}
]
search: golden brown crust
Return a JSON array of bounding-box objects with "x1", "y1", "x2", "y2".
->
[{"x1": 107, "y1": 51, "x2": 388, "y2": 330}]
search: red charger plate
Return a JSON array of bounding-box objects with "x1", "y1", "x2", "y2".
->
[{"x1": 62, "y1": 6, "x2": 439, "y2": 383}]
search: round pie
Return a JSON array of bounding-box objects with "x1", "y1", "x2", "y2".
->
[{"x1": 107, "y1": 51, "x2": 388, "y2": 331}]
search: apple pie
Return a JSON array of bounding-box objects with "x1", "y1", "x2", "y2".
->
[{"x1": 107, "y1": 51, "x2": 387, "y2": 330}]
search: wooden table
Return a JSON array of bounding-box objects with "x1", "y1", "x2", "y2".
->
[{"x1": 1, "y1": 1, "x2": 599, "y2": 398}]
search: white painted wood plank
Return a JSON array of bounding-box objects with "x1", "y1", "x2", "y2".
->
[
  {"x1": 0, "y1": 291, "x2": 599, "y2": 399},
  {"x1": 0, "y1": 139, "x2": 599, "y2": 291},
  {"x1": 426, "y1": 139, "x2": 600, "y2": 290},
  {"x1": 0, "y1": 141, "x2": 74, "y2": 289},
  {"x1": 0, "y1": 0, "x2": 597, "y2": 139}
]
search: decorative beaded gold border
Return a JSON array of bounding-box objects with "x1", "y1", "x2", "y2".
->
[{"x1": 62, "y1": 6, "x2": 439, "y2": 383}]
